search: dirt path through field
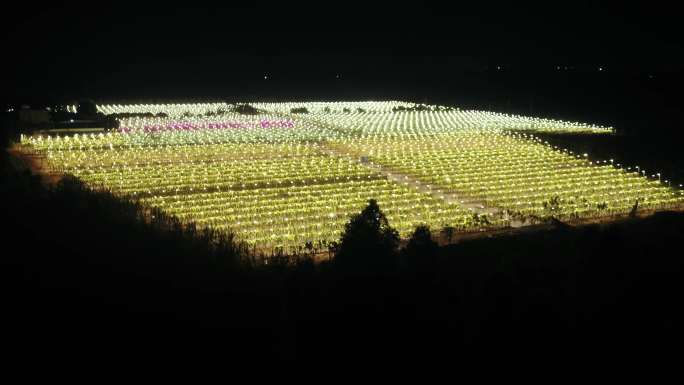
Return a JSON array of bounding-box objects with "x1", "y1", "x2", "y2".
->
[{"x1": 282, "y1": 111, "x2": 525, "y2": 226}]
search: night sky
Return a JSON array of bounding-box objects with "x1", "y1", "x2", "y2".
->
[{"x1": 2, "y1": 3, "x2": 682, "y2": 104}]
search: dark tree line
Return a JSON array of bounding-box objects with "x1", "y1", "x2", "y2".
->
[
  {"x1": 392, "y1": 104, "x2": 456, "y2": 112},
  {"x1": 290, "y1": 107, "x2": 309, "y2": 114}
]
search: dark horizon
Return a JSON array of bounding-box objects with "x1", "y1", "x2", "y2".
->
[{"x1": 2, "y1": 3, "x2": 683, "y2": 105}]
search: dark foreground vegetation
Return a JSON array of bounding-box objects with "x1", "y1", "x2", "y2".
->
[{"x1": 2, "y1": 146, "x2": 684, "y2": 366}]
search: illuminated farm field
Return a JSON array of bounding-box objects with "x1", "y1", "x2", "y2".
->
[{"x1": 22, "y1": 101, "x2": 684, "y2": 253}]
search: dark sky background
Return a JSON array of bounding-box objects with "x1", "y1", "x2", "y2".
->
[{"x1": 1, "y1": 2, "x2": 682, "y2": 105}]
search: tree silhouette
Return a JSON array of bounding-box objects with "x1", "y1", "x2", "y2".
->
[
  {"x1": 335, "y1": 199, "x2": 399, "y2": 271},
  {"x1": 402, "y1": 224, "x2": 439, "y2": 272},
  {"x1": 233, "y1": 104, "x2": 259, "y2": 115},
  {"x1": 76, "y1": 100, "x2": 97, "y2": 117}
]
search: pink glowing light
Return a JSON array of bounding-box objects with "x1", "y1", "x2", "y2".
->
[{"x1": 118, "y1": 119, "x2": 296, "y2": 133}]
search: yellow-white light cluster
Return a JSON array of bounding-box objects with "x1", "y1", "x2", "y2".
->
[
  {"x1": 21, "y1": 101, "x2": 676, "y2": 254},
  {"x1": 97, "y1": 102, "x2": 231, "y2": 117},
  {"x1": 251, "y1": 101, "x2": 418, "y2": 114}
]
